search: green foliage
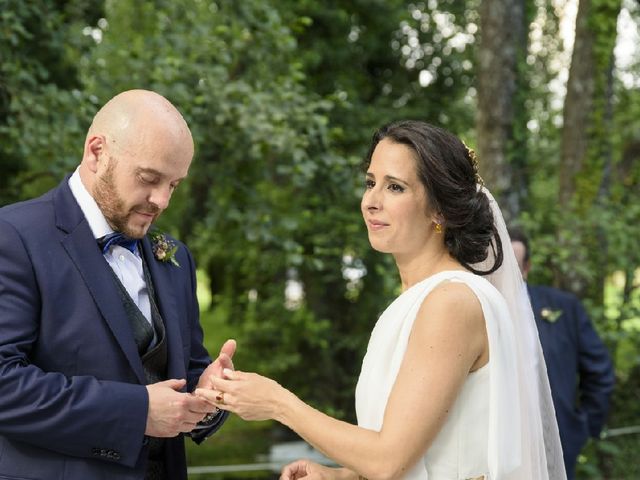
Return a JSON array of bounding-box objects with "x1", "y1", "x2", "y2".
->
[
  {"x1": 276, "y1": 0, "x2": 477, "y2": 152},
  {"x1": 73, "y1": 0, "x2": 397, "y2": 418},
  {"x1": 2, "y1": 0, "x2": 639, "y2": 475},
  {"x1": 0, "y1": 0, "x2": 101, "y2": 203}
]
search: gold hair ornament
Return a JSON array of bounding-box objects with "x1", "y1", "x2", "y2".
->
[{"x1": 464, "y1": 144, "x2": 484, "y2": 186}]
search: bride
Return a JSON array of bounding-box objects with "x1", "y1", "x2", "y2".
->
[{"x1": 198, "y1": 121, "x2": 566, "y2": 480}]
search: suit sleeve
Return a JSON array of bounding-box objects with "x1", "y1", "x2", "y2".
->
[
  {"x1": 182, "y1": 246, "x2": 229, "y2": 442},
  {"x1": 573, "y1": 298, "x2": 615, "y2": 438},
  {"x1": 0, "y1": 218, "x2": 148, "y2": 467}
]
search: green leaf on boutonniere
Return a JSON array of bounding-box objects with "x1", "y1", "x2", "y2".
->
[
  {"x1": 540, "y1": 307, "x2": 562, "y2": 323},
  {"x1": 149, "y1": 231, "x2": 180, "y2": 267}
]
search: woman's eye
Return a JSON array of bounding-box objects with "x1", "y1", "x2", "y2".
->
[
  {"x1": 365, "y1": 179, "x2": 375, "y2": 189},
  {"x1": 388, "y1": 183, "x2": 405, "y2": 193}
]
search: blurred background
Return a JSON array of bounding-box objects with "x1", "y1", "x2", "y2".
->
[{"x1": 1, "y1": 0, "x2": 639, "y2": 478}]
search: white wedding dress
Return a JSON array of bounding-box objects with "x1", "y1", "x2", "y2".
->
[{"x1": 355, "y1": 270, "x2": 518, "y2": 479}]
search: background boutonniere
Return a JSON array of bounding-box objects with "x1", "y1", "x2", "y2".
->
[
  {"x1": 540, "y1": 307, "x2": 562, "y2": 323},
  {"x1": 149, "y1": 231, "x2": 180, "y2": 267}
]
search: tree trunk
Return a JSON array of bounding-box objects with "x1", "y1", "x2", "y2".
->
[
  {"x1": 560, "y1": 1, "x2": 596, "y2": 206},
  {"x1": 476, "y1": 0, "x2": 528, "y2": 221},
  {"x1": 558, "y1": 0, "x2": 621, "y2": 297}
]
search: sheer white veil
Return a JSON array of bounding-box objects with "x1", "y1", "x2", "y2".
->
[{"x1": 472, "y1": 187, "x2": 566, "y2": 480}]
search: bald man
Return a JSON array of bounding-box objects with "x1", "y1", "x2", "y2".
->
[{"x1": 0, "y1": 90, "x2": 234, "y2": 480}]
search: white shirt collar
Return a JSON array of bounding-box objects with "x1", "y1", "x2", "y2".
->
[{"x1": 68, "y1": 168, "x2": 113, "y2": 240}]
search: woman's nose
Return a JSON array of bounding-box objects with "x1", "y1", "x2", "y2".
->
[{"x1": 362, "y1": 187, "x2": 382, "y2": 211}]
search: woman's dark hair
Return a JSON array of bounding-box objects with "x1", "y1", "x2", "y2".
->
[{"x1": 365, "y1": 120, "x2": 503, "y2": 275}]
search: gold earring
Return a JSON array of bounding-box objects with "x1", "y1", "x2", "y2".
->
[{"x1": 434, "y1": 223, "x2": 442, "y2": 234}]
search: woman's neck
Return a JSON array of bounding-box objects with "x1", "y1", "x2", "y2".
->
[{"x1": 395, "y1": 248, "x2": 463, "y2": 290}]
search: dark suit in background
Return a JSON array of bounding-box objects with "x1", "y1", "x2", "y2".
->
[{"x1": 528, "y1": 284, "x2": 615, "y2": 480}]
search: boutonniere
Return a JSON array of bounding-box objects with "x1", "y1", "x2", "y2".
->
[
  {"x1": 149, "y1": 231, "x2": 180, "y2": 267},
  {"x1": 540, "y1": 307, "x2": 562, "y2": 323}
]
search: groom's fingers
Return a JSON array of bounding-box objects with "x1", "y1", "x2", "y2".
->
[
  {"x1": 220, "y1": 338, "x2": 237, "y2": 359},
  {"x1": 161, "y1": 378, "x2": 187, "y2": 391},
  {"x1": 146, "y1": 381, "x2": 215, "y2": 436}
]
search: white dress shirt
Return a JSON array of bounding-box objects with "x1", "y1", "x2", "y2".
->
[{"x1": 68, "y1": 169, "x2": 153, "y2": 330}]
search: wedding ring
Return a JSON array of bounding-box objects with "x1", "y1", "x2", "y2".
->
[{"x1": 217, "y1": 392, "x2": 225, "y2": 405}]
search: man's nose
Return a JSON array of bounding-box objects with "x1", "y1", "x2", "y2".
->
[{"x1": 149, "y1": 185, "x2": 172, "y2": 210}]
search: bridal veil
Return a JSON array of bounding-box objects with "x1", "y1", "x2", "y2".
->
[{"x1": 473, "y1": 187, "x2": 566, "y2": 479}]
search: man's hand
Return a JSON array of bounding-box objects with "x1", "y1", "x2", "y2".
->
[
  {"x1": 196, "y1": 339, "x2": 236, "y2": 390},
  {"x1": 145, "y1": 379, "x2": 213, "y2": 437}
]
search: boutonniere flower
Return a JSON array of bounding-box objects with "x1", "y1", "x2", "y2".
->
[
  {"x1": 149, "y1": 231, "x2": 180, "y2": 267},
  {"x1": 540, "y1": 307, "x2": 562, "y2": 323}
]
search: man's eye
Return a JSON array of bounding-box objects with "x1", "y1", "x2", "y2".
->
[{"x1": 140, "y1": 176, "x2": 158, "y2": 184}]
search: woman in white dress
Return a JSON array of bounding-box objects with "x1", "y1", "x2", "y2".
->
[{"x1": 197, "y1": 121, "x2": 565, "y2": 480}]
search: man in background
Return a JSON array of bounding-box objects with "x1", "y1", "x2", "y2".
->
[{"x1": 510, "y1": 228, "x2": 615, "y2": 479}]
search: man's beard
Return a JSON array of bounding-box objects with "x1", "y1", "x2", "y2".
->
[{"x1": 93, "y1": 158, "x2": 160, "y2": 239}]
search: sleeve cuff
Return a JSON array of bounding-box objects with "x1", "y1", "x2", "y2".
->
[{"x1": 187, "y1": 409, "x2": 229, "y2": 444}]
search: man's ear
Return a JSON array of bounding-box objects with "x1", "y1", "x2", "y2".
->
[
  {"x1": 83, "y1": 135, "x2": 106, "y2": 173},
  {"x1": 523, "y1": 259, "x2": 532, "y2": 280}
]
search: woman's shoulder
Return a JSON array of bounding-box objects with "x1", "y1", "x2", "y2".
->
[
  {"x1": 395, "y1": 270, "x2": 501, "y2": 322},
  {"x1": 418, "y1": 272, "x2": 485, "y2": 324},
  {"x1": 427, "y1": 274, "x2": 482, "y2": 305},
  {"x1": 418, "y1": 269, "x2": 492, "y2": 294},
  {"x1": 411, "y1": 272, "x2": 488, "y2": 362},
  {"x1": 415, "y1": 270, "x2": 505, "y2": 321}
]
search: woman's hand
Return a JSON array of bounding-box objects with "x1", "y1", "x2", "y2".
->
[
  {"x1": 195, "y1": 368, "x2": 291, "y2": 421},
  {"x1": 280, "y1": 460, "x2": 354, "y2": 480}
]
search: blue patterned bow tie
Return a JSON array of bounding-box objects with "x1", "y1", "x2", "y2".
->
[{"x1": 97, "y1": 232, "x2": 138, "y2": 254}]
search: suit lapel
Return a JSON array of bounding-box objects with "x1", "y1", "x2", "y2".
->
[
  {"x1": 54, "y1": 179, "x2": 147, "y2": 384},
  {"x1": 141, "y1": 237, "x2": 185, "y2": 381},
  {"x1": 527, "y1": 285, "x2": 542, "y2": 324}
]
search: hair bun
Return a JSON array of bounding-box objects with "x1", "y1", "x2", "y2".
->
[{"x1": 444, "y1": 188, "x2": 503, "y2": 275}]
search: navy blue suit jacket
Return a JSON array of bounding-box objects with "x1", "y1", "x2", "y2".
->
[
  {"x1": 528, "y1": 284, "x2": 615, "y2": 473},
  {"x1": 0, "y1": 178, "x2": 225, "y2": 479}
]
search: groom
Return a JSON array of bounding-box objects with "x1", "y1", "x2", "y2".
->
[{"x1": 0, "y1": 90, "x2": 234, "y2": 479}]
